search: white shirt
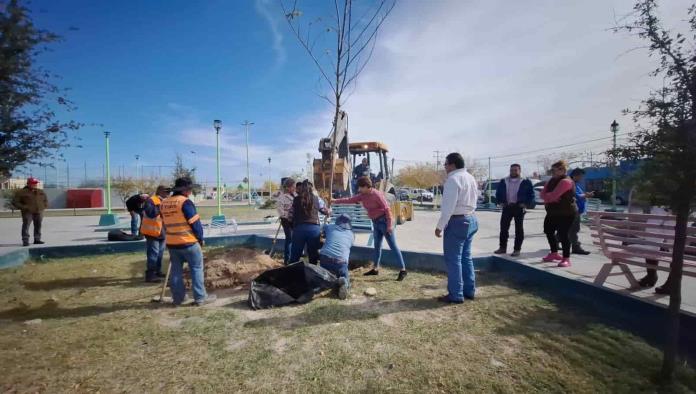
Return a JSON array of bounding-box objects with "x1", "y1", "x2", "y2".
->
[{"x1": 437, "y1": 168, "x2": 479, "y2": 231}]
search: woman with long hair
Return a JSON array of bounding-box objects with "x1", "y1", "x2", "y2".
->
[
  {"x1": 276, "y1": 178, "x2": 296, "y2": 264},
  {"x1": 288, "y1": 180, "x2": 329, "y2": 264},
  {"x1": 540, "y1": 160, "x2": 577, "y2": 267}
]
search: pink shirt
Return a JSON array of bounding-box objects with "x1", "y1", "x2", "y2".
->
[
  {"x1": 541, "y1": 178, "x2": 574, "y2": 203},
  {"x1": 334, "y1": 189, "x2": 393, "y2": 230}
]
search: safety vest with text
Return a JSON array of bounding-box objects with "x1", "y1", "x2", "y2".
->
[
  {"x1": 140, "y1": 196, "x2": 163, "y2": 238},
  {"x1": 161, "y1": 195, "x2": 200, "y2": 246}
]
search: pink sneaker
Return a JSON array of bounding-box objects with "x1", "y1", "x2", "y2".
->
[
  {"x1": 558, "y1": 258, "x2": 571, "y2": 267},
  {"x1": 542, "y1": 252, "x2": 562, "y2": 262}
]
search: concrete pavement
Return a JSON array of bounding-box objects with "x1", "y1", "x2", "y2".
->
[{"x1": 0, "y1": 207, "x2": 693, "y2": 313}]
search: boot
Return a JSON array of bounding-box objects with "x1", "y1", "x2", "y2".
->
[
  {"x1": 337, "y1": 277, "x2": 349, "y2": 300},
  {"x1": 33, "y1": 240, "x2": 45, "y2": 245},
  {"x1": 638, "y1": 273, "x2": 658, "y2": 288},
  {"x1": 145, "y1": 270, "x2": 162, "y2": 283},
  {"x1": 655, "y1": 282, "x2": 673, "y2": 295},
  {"x1": 494, "y1": 247, "x2": 507, "y2": 254},
  {"x1": 571, "y1": 245, "x2": 590, "y2": 255},
  {"x1": 396, "y1": 270, "x2": 407, "y2": 281},
  {"x1": 363, "y1": 268, "x2": 379, "y2": 276},
  {"x1": 156, "y1": 271, "x2": 167, "y2": 278}
]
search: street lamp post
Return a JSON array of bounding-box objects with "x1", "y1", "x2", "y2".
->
[
  {"x1": 99, "y1": 131, "x2": 118, "y2": 226},
  {"x1": 135, "y1": 155, "x2": 140, "y2": 180},
  {"x1": 212, "y1": 120, "x2": 226, "y2": 225},
  {"x1": 267, "y1": 157, "x2": 272, "y2": 199},
  {"x1": 609, "y1": 120, "x2": 619, "y2": 212},
  {"x1": 242, "y1": 120, "x2": 254, "y2": 205}
]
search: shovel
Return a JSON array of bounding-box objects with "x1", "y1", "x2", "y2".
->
[
  {"x1": 150, "y1": 261, "x2": 172, "y2": 303},
  {"x1": 264, "y1": 221, "x2": 283, "y2": 257}
]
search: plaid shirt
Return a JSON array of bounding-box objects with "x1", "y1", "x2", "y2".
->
[{"x1": 276, "y1": 192, "x2": 295, "y2": 219}]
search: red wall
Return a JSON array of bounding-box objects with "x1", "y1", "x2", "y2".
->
[{"x1": 66, "y1": 189, "x2": 103, "y2": 208}]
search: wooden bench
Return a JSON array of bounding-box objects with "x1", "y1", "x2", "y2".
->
[{"x1": 588, "y1": 211, "x2": 696, "y2": 288}]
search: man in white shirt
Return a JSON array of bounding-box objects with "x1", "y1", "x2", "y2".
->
[{"x1": 435, "y1": 153, "x2": 479, "y2": 303}]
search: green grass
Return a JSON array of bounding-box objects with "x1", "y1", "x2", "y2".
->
[
  {"x1": 0, "y1": 252, "x2": 695, "y2": 393},
  {"x1": 0, "y1": 205, "x2": 274, "y2": 221}
]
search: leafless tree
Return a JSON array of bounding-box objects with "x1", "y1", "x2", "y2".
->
[{"x1": 280, "y1": 0, "x2": 396, "y2": 196}]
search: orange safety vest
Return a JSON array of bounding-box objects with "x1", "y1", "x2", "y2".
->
[
  {"x1": 160, "y1": 195, "x2": 200, "y2": 246},
  {"x1": 140, "y1": 195, "x2": 163, "y2": 238}
]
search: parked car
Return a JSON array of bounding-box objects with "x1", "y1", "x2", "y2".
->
[
  {"x1": 396, "y1": 189, "x2": 411, "y2": 201},
  {"x1": 480, "y1": 180, "x2": 501, "y2": 204},
  {"x1": 533, "y1": 181, "x2": 545, "y2": 206},
  {"x1": 409, "y1": 188, "x2": 434, "y2": 202}
]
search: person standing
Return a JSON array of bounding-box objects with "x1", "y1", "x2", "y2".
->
[
  {"x1": 126, "y1": 193, "x2": 148, "y2": 236},
  {"x1": 334, "y1": 177, "x2": 408, "y2": 281},
  {"x1": 352, "y1": 157, "x2": 370, "y2": 194},
  {"x1": 140, "y1": 185, "x2": 170, "y2": 283},
  {"x1": 494, "y1": 164, "x2": 535, "y2": 257},
  {"x1": 319, "y1": 214, "x2": 355, "y2": 300},
  {"x1": 568, "y1": 168, "x2": 594, "y2": 255},
  {"x1": 160, "y1": 177, "x2": 215, "y2": 306},
  {"x1": 276, "y1": 178, "x2": 297, "y2": 265},
  {"x1": 540, "y1": 161, "x2": 577, "y2": 267},
  {"x1": 288, "y1": 180, "x2": 329, "y2": 265},
  {"x1": 12, "y1": 177, "x2": 48, "y2": 247},
  {"x1": 435, "y1": 153, "x2": 479, "y2": 303}
]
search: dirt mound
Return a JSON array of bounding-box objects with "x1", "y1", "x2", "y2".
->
[{"x1": 184, "y1": 248, "x2": 282, "y2": 289}]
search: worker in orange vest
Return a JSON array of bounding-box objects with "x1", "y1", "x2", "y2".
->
[
  {"x1": 140, "y1": 185, "x2": 171, "y2": 283},
  {"x1": 161, "y1": 177, "x2": 215, "y2": 306}
]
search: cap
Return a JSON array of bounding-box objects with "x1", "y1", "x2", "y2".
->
[
  {"x1": 156, "y1": 185, "x2": 171, "y2": 194},
  {"x1": 27, "y1": 177, "x2": 39, "y2": 185},
  {"x1": 335, "y1": 213, "x2": 352, "y2": 230}
]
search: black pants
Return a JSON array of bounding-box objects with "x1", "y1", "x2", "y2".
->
[
  {"x1": 21, "y1": 211, "x2": 43, "y2": 243},
  {"x1": 499, "y1": 204, "x2": 526, "y2": 251},
  {"x1": 568, "y1": 213, "x2": 582, "y2": 249},
  {"x1": 544, "y1": 214, "x2": 574, "y2": 258}
]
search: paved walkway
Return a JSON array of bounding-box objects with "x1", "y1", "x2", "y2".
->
[{"x1": 0, "y1": 208, "x2": 693, "y2": 313}]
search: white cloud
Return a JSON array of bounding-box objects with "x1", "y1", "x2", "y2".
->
[
  {"x1": 256, "y1": 0, "x2": 287, "y2": 68},
  {"x1": 336, "y1": 0, "x2": 691, "y2": 177}
]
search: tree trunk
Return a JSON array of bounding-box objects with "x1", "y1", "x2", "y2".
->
[{"x1": 660, "y1": 203, "x2": 690, "y2": 381}]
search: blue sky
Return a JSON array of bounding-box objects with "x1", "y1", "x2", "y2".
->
[{"x1": 18, "y1": 0, "x2": 693, "y2": 186}]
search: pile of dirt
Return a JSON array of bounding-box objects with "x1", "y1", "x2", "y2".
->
[{"x1": 184, "y1": 248, "x2": 282, "y2": 289}]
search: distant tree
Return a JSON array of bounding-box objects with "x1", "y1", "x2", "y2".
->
[
  {"x1": 171, "y1": 153, "x2": 200, "y2": 194},
  {"x1": 535, "y1": 152, "x2": 581, "y2": 175},
  {"x1": 395, "y1": 163, "x2": 445, "y2": 189},
  {"x1": 610, "y1": 0, "x2": 696, "y2": 381},
  {"x1": 110, "y1": 177, "x2": 138, "y2": 206},
  {"x1": 2, "y1": 189, "x2": 18, "y2": 212},
  {"x1": 280, "y1": 0, "x2": 396, "y2": 196},
  {"x1": 0, "y1": 0, "x2": 82, "y2": 181},
  {"x1": 463, "y1": 156, "x2": 487, "y2": 183}
]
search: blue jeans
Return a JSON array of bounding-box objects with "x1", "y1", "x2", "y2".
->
[
  {"x1": 146, "y1": 237, "x2": 165, "y2": 272},
  {"x1": 373, "y1": 216, "x2": 406, "y2": 270},
  {"x1": 168, "y1": 243, "x2": 206, "y2": 304},
  {"x1": 290, "y1": 223, "x2": 321, "y2": 264},
  {"x1": 281, "y1": 218, "x2": 293, "y2": 265},
  {"x1": 130, "y1": 212, "x2": 141, "y2": 236},
  {"x1": 443, "y1": 215, "x2": 479, "y2": 301},
  {"x1": 320, "y1": 255, "x2": 350, "y2": 287}
]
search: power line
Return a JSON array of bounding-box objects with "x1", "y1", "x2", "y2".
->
[{"x1": 473, "y1": 133, "x2": 630, "y2": 161}]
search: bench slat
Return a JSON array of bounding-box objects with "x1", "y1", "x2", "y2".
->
[
  {"x1": 590, "y1": 233, "x2": 696, "y2": 254},
  {"x1": 593, "y1": 241, "x2": 696, "y2": 264},
  {"x1": 590, "y1": 226, "x2": 696, "y2": 243},
  {"x1": 611, "y1": 257, "x2": 696, "y2": 275}
]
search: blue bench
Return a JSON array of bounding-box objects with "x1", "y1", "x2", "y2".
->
[{"x1": 325, "y1": 203, "x2": 378, "y2": 246}]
